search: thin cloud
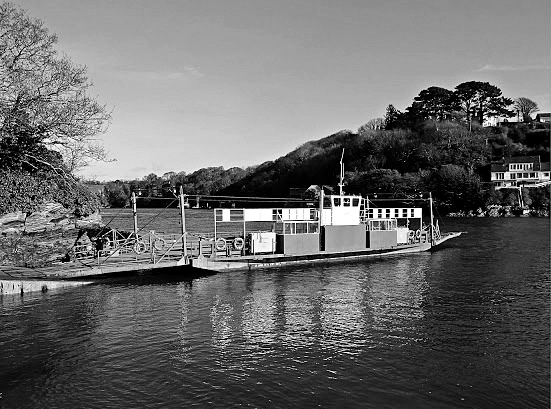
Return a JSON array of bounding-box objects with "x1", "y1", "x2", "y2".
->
[
  {"x1": 109, "y1": 66, "x2": 205, "y2": 81},
  {"x1": 476, "y1": 64, "x2": 550, "y2": 72}
]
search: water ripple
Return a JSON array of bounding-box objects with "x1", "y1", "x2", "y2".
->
[{"x1": 0, "y1": 218, "x2": 548, "y2": 408}]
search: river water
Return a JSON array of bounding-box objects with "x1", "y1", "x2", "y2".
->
[{"x1": 0, "y1": 212, "x2": 549, "y2": 408}]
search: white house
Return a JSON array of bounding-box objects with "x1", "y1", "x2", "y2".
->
[
  {"x1": 490, "y1": 156, "x2": 550, "y2": 189},
  {"x1": 535, "y1": 113, "x2": 551, "y2": 123}
]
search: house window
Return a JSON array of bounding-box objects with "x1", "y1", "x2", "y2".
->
[
  {"x1": 510, "y1": 173, "x2": 516, "y2": 179},
  {"x1": 394, "y1": 209, "x2": 399, "y2": 217},
  {"x1": 385, "y1": 209, "x2": 391, "y2": 217},
  {"x1": 402, "y1": 209, "x2": 407, "y2": 217},
  {"x1": 495, "y1": 173, "x2": 504, "y2": 180},
  {"x1": 523, "y1": 173, "x2": 528, "y2": 178},
  {"x1": 517, "y1": 173, "x2": 523, "y2": 178},
  {"x1": 545, "y1": 173, "x2": 550, "y2": 177},
  {"x1": 529, "y1": 172, "x2": 536, "y2": 178}
]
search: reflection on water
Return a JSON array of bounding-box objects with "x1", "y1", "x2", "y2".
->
[
  {"x1": 177, "y1": 255, "x2": 432, "y2": 365},
  {"x1": 0, "y1": 218, "x2": 549, "y2": 408}
]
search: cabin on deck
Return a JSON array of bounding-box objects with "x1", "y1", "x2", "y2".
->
[{"x1": 213, "y1": 193, "x2": 427, "y2": 257}]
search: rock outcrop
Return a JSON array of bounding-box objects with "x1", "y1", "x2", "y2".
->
[{"x1": 0, "y1": 203, "x2": 103, "y2": 268}]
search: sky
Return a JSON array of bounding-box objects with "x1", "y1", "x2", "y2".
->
[{"x1": 13, "y1": 0, "x2": 551, "y2": 181}]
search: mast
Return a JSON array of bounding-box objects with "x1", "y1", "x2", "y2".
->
[{"x1": 338, "y1": 148, "x2": 345, "y2": 195}]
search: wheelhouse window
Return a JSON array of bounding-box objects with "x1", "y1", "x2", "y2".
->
[
  {"x1": 352, "y1": 198, "x2": 360, "y2": 207},
  {"x1": 283, "y1": 221, "x2": 319, "y2": 235},
  {"x1": 343, "y1": 197, "x2": 351, "y2": 207},
  {"x1": 333, "y1": 197, "x2": 341, "y2": 207},
  {"x1": 369, "y1": 219, "x2": 397, "y2": 231}
]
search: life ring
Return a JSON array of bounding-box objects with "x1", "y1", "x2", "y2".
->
[
  {"x1": 153, "y1": 237, "x2": 166, "y2": 251},
  {"x1": 415, "y1": 229, "x2": 421, "y2": 240},
  {"x1": 215, "y1": 238, "x2": 227, "y2": 251},
  {"x1": 133, "y1": 241, "x2": 147, "y2": 254},
  {"x1": 233, "y1": 237, "x2": 244, "y2": 250}
]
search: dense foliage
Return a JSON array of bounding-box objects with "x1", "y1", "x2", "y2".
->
[
  {"x1": 0, "y1": 3, "x2": 109, "y2": 217},
  {"x1": 217, "y1": 122, "x2": 549, "y2": 213},
  {"x1": 0, "y1": 169, "x2": 100, "y2": 216}
]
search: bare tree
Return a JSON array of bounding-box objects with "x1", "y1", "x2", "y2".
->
[
  {"x1": 514, "y1": 97, "x2": 539, "y2": 122},
  {"x1": 358, "y1": 117, "x2": 385, "y2": 134},
  {"x1": 0, "y1": 2, "x2": 111, "y2": 174}
]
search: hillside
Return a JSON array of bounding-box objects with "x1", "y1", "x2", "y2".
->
[
  {"x1": 216, "y1": 122, "x2": 550, "y2": 214},
  {"x1": 101, "y1": 120, "x2": 549, "y2": 215}
]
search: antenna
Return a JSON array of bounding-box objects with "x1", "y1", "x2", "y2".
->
[{"x1": 339, "y1": 148, "x2": 345, "y2": 195}]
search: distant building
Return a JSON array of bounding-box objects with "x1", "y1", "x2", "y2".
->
[
  {"x1": 484, "y1": 115, "x2": 519, "y2": 127},
  {"x1": 535, "y1": 113, "x2": 551, "y2": 123},
  {"x1": 490, "y1": 156, "x2": 550, "y2": 189}
]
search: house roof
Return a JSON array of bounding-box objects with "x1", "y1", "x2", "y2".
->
[
  {"x1": 536, "y1": 113, "x2": 551, "y2": 118},
  {"x1": 491, "y1": 161, "x2": 550, "y2": 172},
  {"x1": 490, "y1": 156, "x2": 551, "y2": 172},
  {"x1": 505, "y1": 156, "x2": 541, "y2": 164}
]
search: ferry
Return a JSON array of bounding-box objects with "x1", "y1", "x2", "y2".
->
[{"x1": 185, "y1": 188, "x2": 461, "y2": 272}]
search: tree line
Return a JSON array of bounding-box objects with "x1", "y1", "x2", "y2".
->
[{"x1": 382, "y1": 81, "x2": 541, "y2": 131}]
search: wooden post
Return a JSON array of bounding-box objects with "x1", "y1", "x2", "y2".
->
[
  {"x1": 319, "y1": 186, "x2": 324, "y2": 251},
  {"x1": 131, "y1": 191, "x2": 138, "y2": 238},
  {"x1": 179, "y1": 186, "x2": 187, "y2": 262}
]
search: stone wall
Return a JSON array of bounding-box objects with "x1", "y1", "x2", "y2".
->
[{"x1": 0, "y1": 203, "x2": 102, "y2": 268}]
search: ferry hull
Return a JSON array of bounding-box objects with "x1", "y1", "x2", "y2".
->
[{"x1": 189, "y1": 239, "x2": 451, "y2": 272}]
